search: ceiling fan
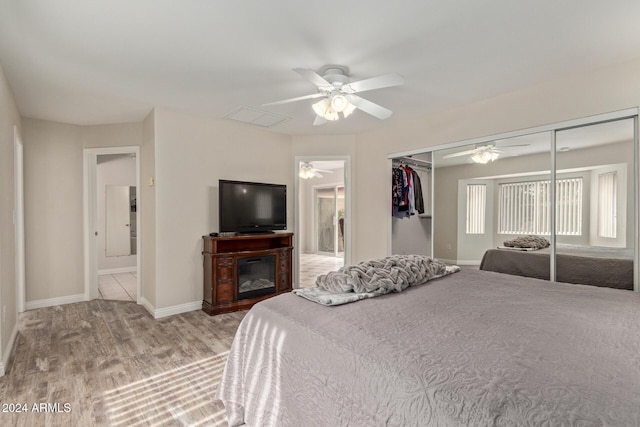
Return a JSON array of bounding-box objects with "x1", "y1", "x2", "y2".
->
[
  {"x1": 263, "y1": 65, "x2": 404, "y2": 125},
  {"x1": 442, "y1": 142, "x2": 529, "y2": 164},
  {"x1": 299, "y1": 162, "x2": 334, "y2": 179}
]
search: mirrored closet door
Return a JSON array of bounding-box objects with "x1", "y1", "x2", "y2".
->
[
  {"x1": 430, "y1": 131, "x2": 552, "y2": 267},
  {"x1": 553, "y1": 118, "x2": 636, "y2": 290},
  {"x1": 394, "y1": 111, "x2": 638, "y2": 291}
]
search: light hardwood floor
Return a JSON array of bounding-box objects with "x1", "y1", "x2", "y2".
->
[
  {"x1": 298, "y1": 252, "x2": 344, "y2": 288},
  {"x1": 0, "y1": 300, "x2": 245, "y2": 426}
]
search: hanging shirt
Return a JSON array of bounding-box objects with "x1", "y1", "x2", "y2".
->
[{"x1": 412, "y1": 170, "x2": 425, "y2": 214}]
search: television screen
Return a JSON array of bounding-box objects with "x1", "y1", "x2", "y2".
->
[{"x1": 219, "y1": 180, "x2": 287, "y2": 234}]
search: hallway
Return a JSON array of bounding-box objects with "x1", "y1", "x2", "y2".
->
[
  {"x1": 298, "y1": 253, "x2": 344, "y2": 288},
  {"x1": 98, "y1": 272, "x2": 137, "y2": 302}
]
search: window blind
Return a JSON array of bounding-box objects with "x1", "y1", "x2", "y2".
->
[
  {"x1": 466, "y1": 184, "x2": 486, "y2": 234},
  {"x1": 597, "y1": 171, "x2": 617, "y2": 238},
  {"x1": 498, "y1": 178, "x2": 582, "y2": 235}
]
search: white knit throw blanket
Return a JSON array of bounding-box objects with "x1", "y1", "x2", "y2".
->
[{"x1": 294, "y1": 255, "x2": 460, "y2": 306}]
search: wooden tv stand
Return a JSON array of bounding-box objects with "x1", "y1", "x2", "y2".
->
[{"x1": 202, "y1": 233, "x2": 293, "y2": 315}]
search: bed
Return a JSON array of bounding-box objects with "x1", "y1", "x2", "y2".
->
[
  {"x1": 216, "y1": 269, "x2": 640, "y2": 426},
  {"x1": 480, "y1": 243, "x2": 634, "y2": 290}
]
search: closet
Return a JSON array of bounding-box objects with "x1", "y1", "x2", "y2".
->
[{"x1": 391, "y1": 154, "x2": 432, "y2": 256}]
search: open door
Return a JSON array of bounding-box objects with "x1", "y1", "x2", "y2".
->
[{"x1": 295, "y1": 157, "x2": 351, "y2": 288}]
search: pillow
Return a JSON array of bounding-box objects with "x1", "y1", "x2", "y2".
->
[{"x1": 503, "y1": 235, "x2": 550, "y2": 249}]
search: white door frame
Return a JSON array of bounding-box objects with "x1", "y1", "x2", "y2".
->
[
  {"x1": 14, "y1": 126, "x2": 25, "y2": 313},
  {"x1": 294, "y1": 155, "x2": 352, "y2": 288},
  {"x1": 83, "y1": 146, "x2": 141, "y2": 302}
]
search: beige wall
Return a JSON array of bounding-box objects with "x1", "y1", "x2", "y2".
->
[
  {"x1": 152, "y1": 108, "x2": 292, "y2": 309},
  {"x1": 353, "y1": 58, "x2": 640, "y2": 263},
  {"x1": 0, "y1": 64, "x2": 21, "y2": 366},
  {"x1": 22, "y1": 119, "x2": 142, "y2": 302},
  {"x1": 22, "y1": 120, "x2": 83, "y2": 301}
]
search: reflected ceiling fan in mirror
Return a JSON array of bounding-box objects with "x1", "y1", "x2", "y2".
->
[
  {"x1": 299, "y1": 162, "x2": 334, "y2": 179},
  {"x1": 263, "y1": 65, "x2": 404, "y2": 125},
  {"x1": 442, "y1": 142, "x2": 530, "y2": 164}
]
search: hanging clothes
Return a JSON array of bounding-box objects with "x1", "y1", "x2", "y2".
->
[
  {"x1": 392, "y1": 167, "x2": 406, "y2": 217},
  {"x1": 392, "y1": 163, "x2": 425, "y2": 218},
  {"x1": 403, "y1": 165, "x2": 416, "y2": 215},
  {"x1": 411, "y1": 170, "x2": 425, "y2": 214}
]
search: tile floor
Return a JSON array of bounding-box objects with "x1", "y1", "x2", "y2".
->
[
  {"x1": 98, "y1": 272, "x2": 137, "y2": 302},
  {"x1": 298, "y1": 252, "x2": 344, "y2": 288}
]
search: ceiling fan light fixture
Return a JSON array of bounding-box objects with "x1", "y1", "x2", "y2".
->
[
  {"x1": 265, "y1": 66, "x2": 404, "y2": 125},
  {"x1": 299, "y1": 162, "x2": 315, "y2": 179},
  {"x1": 471, "y1": 150, "x2": 500, "y2": 164},
  {"x1": 330, "y1": 93, "x2": 349, "y2": 112},
  {"x1": 299, "y1": 169, "x2": 314, "y2": 179},
  {"x1": 342, "y1": 101, "x2": 357, "y2": 118},
  {"x1": 323, "y1": 107, "x2": 339, "y2": 121},
  {"x1": 312, "y1": 99, "x2": 330, "y2": 117}
]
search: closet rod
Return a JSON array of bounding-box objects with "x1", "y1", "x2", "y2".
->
[
  {"x1": 398, "y1": 156, "x2": 431, "y2": 166},
  {"x1": 392, "y1": 157, "x2": 432, "y2": 171}
]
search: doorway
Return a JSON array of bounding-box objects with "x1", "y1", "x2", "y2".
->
[
  {"x1": 83, "y1": 147, "x2": 141, "y2": 302},
  {"x1": 295, "y1": 157, "x2": 351, "y2": 288},
  {"x1": 314, "y1": 185, "x2": 345, "y2": 256}
]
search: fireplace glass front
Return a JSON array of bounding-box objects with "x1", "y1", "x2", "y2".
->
[{"x1": 237, "y1": 255, "x2": 276, "y2": 300}]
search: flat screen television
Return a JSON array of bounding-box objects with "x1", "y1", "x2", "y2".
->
[{"x1": 219, "y1": 180, "x2": 287, "y2": 234}]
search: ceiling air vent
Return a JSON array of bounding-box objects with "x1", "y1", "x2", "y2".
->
[{"x1": 224, "y1": 106, "x2": 290, "y2": 128}]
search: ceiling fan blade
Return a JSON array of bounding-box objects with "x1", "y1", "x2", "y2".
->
[
  {"x1": 313, "y1": 116, "x2": 327, "y2": 126},
  {"x1": 263, "y1": 92, "x2": 325, "y2": 106},
  {"x1": 350, "y1": 95, "x2": 393, "y2": 120},
  {"x1": 497, "y1": 144, "x2": 529, "y2": 148},
  {"x1": 293, "y1": 68, "x2": 333, "y2": 88},
  {"x1": 342, "y1": 73, "x2": 404, "y2": 94},
  {"x1": 313, "y1": 171, "x2": 324, "y2": 178},
  {"x1": 314, "y1": 168, "x2": 333, "y2": 173},
  {"x1": 442, "y1": 148, "x2": 480, "y2": 159}
]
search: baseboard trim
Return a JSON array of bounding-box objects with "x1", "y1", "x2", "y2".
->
[
  {"x1": 139, "y1": 297, "x2": 155, "y2": 317},
  {"x1": 456, "y1": 260, "x2": 482, "y2": 266},
  {"x1": 438, "y1": 259, "x2": 481, "y2": 266},
  {"x1": 139, "y1": 298, "x2": 201, "y2": 319},
  {"x1": 24, "y1": 294, "x2": 199, "y2": 320},
  {"x1": 0, "y1": 322, "x2": 19, "y2": 377},
  {"x1": 25, "y1": 294, "x2": 86, "y2": 311},
  {"x1": 98, "y1": 267, "x2": 137, "y2": 275}
]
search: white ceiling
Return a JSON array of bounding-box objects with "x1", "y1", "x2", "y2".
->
[{"x1": 1, "y1": 1, "x2": 640, "y2": 135}]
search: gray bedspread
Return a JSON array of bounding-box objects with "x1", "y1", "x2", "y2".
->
[
  {"x1": 216, "y1": 269, "x2": 640, "y2": 426},
  {"x1": 480, "y1": 243, "x2": 634, "y2": 290}
]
